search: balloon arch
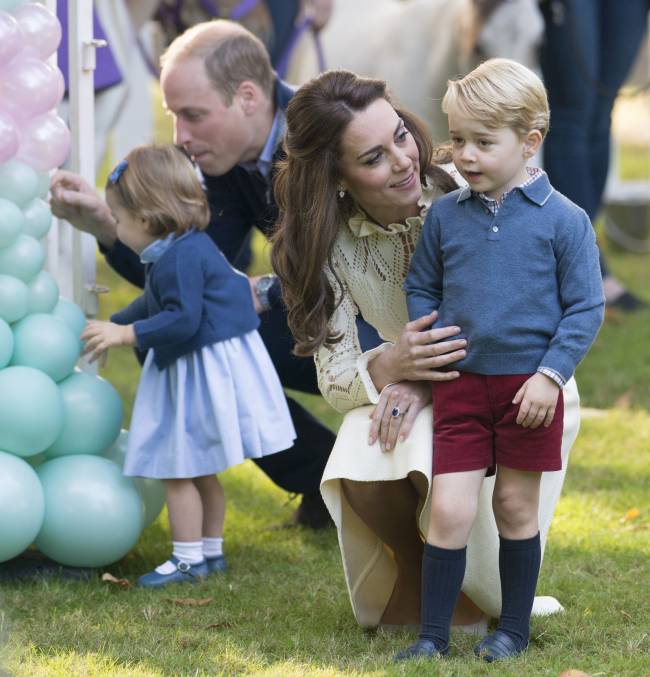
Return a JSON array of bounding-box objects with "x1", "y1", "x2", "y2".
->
[{"x1": 0, "y1": 0, "x2": 164, "y2": 570}]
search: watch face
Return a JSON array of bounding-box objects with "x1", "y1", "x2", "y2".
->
[{"x1": 257, "y1": 276, "x2": 274, "y2": 293}]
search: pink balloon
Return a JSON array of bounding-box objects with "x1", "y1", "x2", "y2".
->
[
  {"x1": 17, "y1": 112, "x2": 70, "y2": 172},
  {"x1": 0, "y1": 11, "x2": 22, "y2": 69},
  {"x1": 0, "y1": 57, "x2": 63, "y2": 122},
  {"x1": 0, "y1": 110, "x2": 20, "y2": 163},
  {"x1": 13, "y1": 3, "x2": 61, "y2": 61}
]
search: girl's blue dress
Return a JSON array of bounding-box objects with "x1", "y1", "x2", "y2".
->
[{"x1": 124, "y1": 235, "x2": 296, "y2": 479}]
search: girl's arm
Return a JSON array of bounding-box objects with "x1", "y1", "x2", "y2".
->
[{"x1": 111, "y1": 292, "x2": 149, "y2": 326}]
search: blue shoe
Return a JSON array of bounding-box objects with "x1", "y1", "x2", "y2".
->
[
  {"x1": 206, "y1": 554, "x2": 227, "y2": 574},
  {"x1": 393, "y1": 639, "x2": 449, "y2": 662},
  {"x1": 137, "y1": 556, "x2": 208, "y2": 588},
  {"x1": 474, "y1": 630, "x2": 528, "y2": 662}
]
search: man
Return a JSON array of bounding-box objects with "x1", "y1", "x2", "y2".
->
[{"x1": 51, "y1": 20, "x2": 336, "y2": 528}]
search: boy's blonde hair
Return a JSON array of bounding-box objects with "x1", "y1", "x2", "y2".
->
[
  {"x1": 160, "y1": 19, "x2": 274, "y2": 104},
  {"x1": 442, "y1": 58, "x2": 549, "y2": 139},
  {"x1": 106, "y1": 145, "x2": 209, "y2": 237}
]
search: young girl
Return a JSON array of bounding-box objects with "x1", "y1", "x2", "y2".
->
[{"x1": 82, "y1": 145, "x2": 296, "y2": 588}]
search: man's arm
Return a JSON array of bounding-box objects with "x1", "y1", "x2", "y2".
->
[
  {"x1": 50, "y1": 170, "x2": 146, "y2": 289},
  {"x1": 50, "y1": 170, "x2": 117, "y2": 247}
]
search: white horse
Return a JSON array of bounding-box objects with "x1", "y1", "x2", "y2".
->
[{"x1": 285, "y1": 0, "x2": 545, "y2": 142}]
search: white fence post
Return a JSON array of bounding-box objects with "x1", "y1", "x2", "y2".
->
[{"x1": 46, "y1": 0, "x2": 99, "y2": 318}]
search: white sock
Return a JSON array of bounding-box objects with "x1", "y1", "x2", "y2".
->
[
  {"x1": 154, "y1": 541, "x2": 204, "y2": 575},
  {"x1": 173, "y1": 540, "x2": 204, "y2": 564},
  {"x1": 203, "y1": 537, "x2": 224, "y2": 559}
]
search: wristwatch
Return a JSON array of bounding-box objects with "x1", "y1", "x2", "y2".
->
[{"x1": 254, "y1": 274, "x2": 276, "y2": 313}]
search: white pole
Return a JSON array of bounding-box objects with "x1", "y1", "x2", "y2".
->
[
  {"x1": 65, "y1": 0, "x2": 102, "y2": 317},
  {"x1": 46, "y1": 0, "x2": 102, "y2": 317}
]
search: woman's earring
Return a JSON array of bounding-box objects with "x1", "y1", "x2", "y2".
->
[{"x1": 338, "y1": 187, "x2": 346, "y2": 199}]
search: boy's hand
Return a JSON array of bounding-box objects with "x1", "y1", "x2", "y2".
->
[
  {"x1": 81, "y1": 321, "x2": 136, "y2": 364},
  {"x1": 512, "y1": 372, "x2": 560, "y2": 429}
]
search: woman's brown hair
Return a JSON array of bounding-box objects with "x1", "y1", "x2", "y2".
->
[
  {"x1": 106, "y1": 144, "x2": 209, "y2": 237},
  {"x1": 271, "y1": 69, "x2": 456, "y2": 357}
]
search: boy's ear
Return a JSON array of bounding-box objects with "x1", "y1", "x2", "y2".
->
[{"x1": 523, "y1": 129, "x2": 543, "y2": 158}]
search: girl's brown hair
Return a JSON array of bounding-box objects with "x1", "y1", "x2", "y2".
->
[
  {"x1": 106, "y1": 144, "x2": 209, "y2": 237},
  {"x1": 271, "y1": 70, "x2": 456, "y2": 357}
]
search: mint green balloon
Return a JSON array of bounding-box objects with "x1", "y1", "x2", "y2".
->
[
  {"x1": 0, "y1": 366, "x2": 64, "y2": 456},
  {"x1": 0, "y1": 317, "x2": 13, "y2": 367},
  {"x1": 46, "y1": 371, "x2": 123, "y2": 457},
  {"x1": 0, "y1": 197, "x2": 24, "y2": 248},
  {"x1": 0, "y1": 1, "x2": 28, "y2": 12},
  {"x1": 35, "y1": 455, "x2": 144, "y2": 567},
  {"x1": 103, "y1": 430, "x2": 166, "y2": 528},
  {"x1": 0, "y1": 233, "x2": 44, "y2": 282},
  {"x1": 27, "y1": 270, "x2": 59, "y2": 313},
  {"x1": 22, "y1": 198, "x2": 52, "y2": 240},
  {"x1": 0, "y1": 274, "x2": 28, "y2": 323},
  {"x1": 52, "y1": 297, "x2": 86, "y2": 339},
  {"x1": 0, "y1": 451, "x2": 45, "y2": 563},
  {"x1": 11, "y1": 313, "x2": 80, "y2": 382},
  {"x1": 0, "y1": 160, "x2": 39, "y2": 207},
  {"x1": 35, "y1": 172, "x2": 51, "y2": 199}
]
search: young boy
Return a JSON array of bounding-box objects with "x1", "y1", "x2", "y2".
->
[{"x1": 397, "y1": 58, "x2": 604, "y2": 662}]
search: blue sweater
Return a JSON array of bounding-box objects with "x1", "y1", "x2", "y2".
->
[
  {"x1": 404, "y1": 173, "x2": 604, "y2": 382},
  {"x1": 111, "y1": 230, "x2": 259, "y2": 369}
]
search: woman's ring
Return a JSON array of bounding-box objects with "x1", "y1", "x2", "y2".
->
[{"x1": 391, "y1": 406, "x2": 405, "y2": 418}]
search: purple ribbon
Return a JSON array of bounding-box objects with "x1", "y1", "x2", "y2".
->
[{"x1": 275, "y1": 17, "x2": 326, "y2": 80}]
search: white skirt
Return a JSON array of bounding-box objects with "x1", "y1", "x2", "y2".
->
[
  {"x1": 125, "y1": 330, "x2": 296, "y2": 479},
  {"x1": 320, "y1": 377, "x2": 580, "y2": 626}
]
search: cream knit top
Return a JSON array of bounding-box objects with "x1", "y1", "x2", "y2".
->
[{"x1": 315, "y1": 178, "x2": 449, "y2": 413}]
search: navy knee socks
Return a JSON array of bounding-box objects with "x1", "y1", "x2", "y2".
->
[
  {"x1": 418, "y1": 543, "x2": 467, "y2": 651},
  {"x1": 496, "y1": 532, "x2": 541, "y2": 649}
]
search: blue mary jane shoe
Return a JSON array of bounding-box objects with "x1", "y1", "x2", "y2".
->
[
  {"x1": 206, "y1": 554, "x2": 227, "y2": 574},
  {"x1": 474, "y1": 630, "x2": 528, "y2": 662},
  {"x1": 137, "y1": 556, "x2": 208, "y2": 588},
  {"x1": 393, "y1": 639, "x2": 449, "y2": 662}
]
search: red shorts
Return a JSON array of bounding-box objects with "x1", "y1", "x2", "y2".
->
[{"x1": 431, "y1": 373, "x2": 564, "y2": 477}]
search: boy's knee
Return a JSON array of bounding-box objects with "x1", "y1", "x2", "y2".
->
[
  {"x1": 492, "y1": 486, "x2": 537, "y2": 531},
  {"x1": 429, "y1": 494, "x2": 477, "y2": 537}
]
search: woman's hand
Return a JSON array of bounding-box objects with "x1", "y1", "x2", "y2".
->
[
  {"x1": 393, "y1": 311, "x2": 468, "y2": 380},
  {"x1": 368, "y1": 312, "x2": 467, "y2": 390},
  {"x1": 81, "y1": 321, "x2": 136, "y2": 363},
  {"x1": 368, "y1": 380, "x2": 431, "y2": 452}
]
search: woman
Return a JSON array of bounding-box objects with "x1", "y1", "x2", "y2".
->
[
  {"x1": 540, "y1": 0, "x2": 648, "y2": 311},
  {"x1": 271, "y1": 70, "x2": 580, "y2": 627}
]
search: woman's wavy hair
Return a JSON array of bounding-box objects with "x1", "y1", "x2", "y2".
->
[{"x1": 271, "y1": 69, "x2": 456, "y2": 357}]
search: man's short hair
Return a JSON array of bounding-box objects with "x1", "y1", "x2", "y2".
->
[
  {"x1": 160, "y1": 19, "x2": 275, "y2": 103},
  {"x1": 442, "y1": 58, "x2": 550, "y2": 139}
]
